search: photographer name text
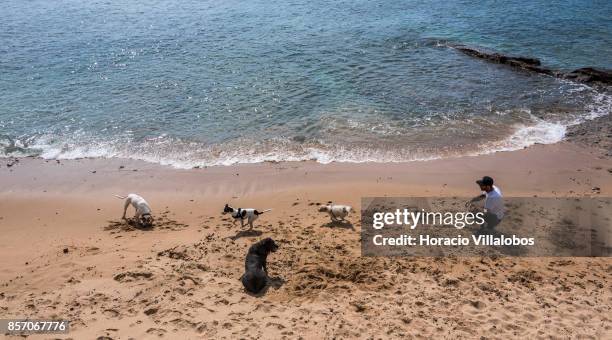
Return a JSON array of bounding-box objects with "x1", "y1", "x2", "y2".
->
[{"x1": 372, "y1": 234, "x2": 535, "y2": 247}]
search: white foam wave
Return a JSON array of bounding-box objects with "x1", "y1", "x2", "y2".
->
[
  {"x1": 2, "y1": 90, "x2": 609, "y2": 168},
  {"x1": 483, "y1": 120, "x2": 567, "y2": 153}
]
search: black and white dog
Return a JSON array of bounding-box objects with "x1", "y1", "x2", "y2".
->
[
  {"x1": 222, "y1": 204, "x2": 271, "y2": 230},
  {"x1": 241, "y1": 237, "x2": 279, "y2": 294}
]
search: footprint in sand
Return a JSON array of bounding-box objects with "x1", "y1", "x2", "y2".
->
[
  {"x1": 103, "y1": 309, "x2": 120, "y2": 318},
  {"x1": 146, "y1": 328, "x2": 167, "y2": 337},
  {"x1": 460, "y1": 299, "x2": 486, "y2": 315},
  {"x1": 113, "y1": 271, "x2": 153, "y2": 283},
  {"x1": 144, "y1": 307, "x2": 158, "y2": 316}
]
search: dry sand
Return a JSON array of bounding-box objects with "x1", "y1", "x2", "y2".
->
[{"x1": 0, "y1": 142, "x2": 611, "y2": 339}]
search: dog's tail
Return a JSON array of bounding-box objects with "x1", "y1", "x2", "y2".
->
[
  {"x1": 256, "y1": 209, "x2": 272, "y2": 215},
  {"x1": 114, "y1": 194, "x2": 127, "y2": 199}
]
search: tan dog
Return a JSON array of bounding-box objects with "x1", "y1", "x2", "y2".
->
[{"x1": 318, "y1": 203, "x2": 352, "y2": 222}]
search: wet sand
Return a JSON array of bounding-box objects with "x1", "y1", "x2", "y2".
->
[{"x1": 0, "y1": 141, "x2": 611, "y2": 339}]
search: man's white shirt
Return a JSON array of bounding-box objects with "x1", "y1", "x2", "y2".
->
[{"x1": 483, "y1": 185, "x2": 504, "y2": 220}]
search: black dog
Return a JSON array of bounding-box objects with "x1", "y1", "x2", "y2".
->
[{"x1": 241, "y1": 237, "x2": 279, "y2": 294}]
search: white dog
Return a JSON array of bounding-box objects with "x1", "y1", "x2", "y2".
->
[
  {"x1": 222, "y1": 204, "x2": 271, "y2": 230},
  {"x1": 319, "y1": 203, "x2": 352, "y2": 222},
  {"x1": 115, "y1": 194, "x2": 153, "y2": 225}
]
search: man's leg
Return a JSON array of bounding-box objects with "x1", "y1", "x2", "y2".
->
[
  {"x1": 476, "y1": 212, "x2": 499, "y2": 235},
  {"x1": 483, "y1": 212, "x2": 500, "y2": 230}
]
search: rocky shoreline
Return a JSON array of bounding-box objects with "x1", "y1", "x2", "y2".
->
[
  {"x1": 448, "y1": 44, "x2": 611, "y2": 87},
  {"x1": 566, "y1": 113, "x2": 612, "y2": 158},
  {"x1": 440, "y1": 42, "x2": 611, "y2": 156}
]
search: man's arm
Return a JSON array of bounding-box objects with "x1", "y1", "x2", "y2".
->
[{"x1": 466, "y1": 194, "x2": 486, "y2": 207}]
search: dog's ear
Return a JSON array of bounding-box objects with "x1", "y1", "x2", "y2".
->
[
  {"x1": 269, "y1": 238, "x2": 279, "y2": 251},
  {"x1": 263, "y1": 237, "x2": 276, "y2": 250},
  {"x1": 140, "y1": 215, "x2": 153, "y2": 227}
]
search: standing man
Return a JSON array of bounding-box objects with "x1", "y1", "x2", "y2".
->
[{"x1": 467, "y1": 176, "x2": 504, "y2": 232}]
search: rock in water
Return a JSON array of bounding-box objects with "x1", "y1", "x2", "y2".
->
[
  {"x1": 449, "y1": 44, "x2": 611, "y2": 86},
  {"x1": 562, "y1": 67, "x2": 612, "y2": 85},
  {"x1": 452, "y1": 45, "x2": 551, "y2": 74}
]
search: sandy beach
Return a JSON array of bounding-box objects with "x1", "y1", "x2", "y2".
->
[
  {"x1": 1, "y1": 141, "x2": 611, "y2": 339},
  {"x1": 2, "y1": 1, "x2": 611, "y2": 338}
]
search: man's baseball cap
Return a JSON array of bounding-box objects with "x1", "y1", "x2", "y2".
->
[{"x1": 476, "y1": 176, "x2": 494, "y2": 186}]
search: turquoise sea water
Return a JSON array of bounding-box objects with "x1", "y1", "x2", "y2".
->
[{"x1": 1, "y1": 0, "x2": 610, "y2": 167}]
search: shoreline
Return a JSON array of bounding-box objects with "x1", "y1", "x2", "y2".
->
[
  {"x1": 3, "y1": 75, "x2": 610, "y2": 169},
  {"x1": 2, "y1": 140, "x2": 610, "y2": 196},
  {"x1": 0, "y1": 111, "x2": 605, "y2": 169},
  {"x1": 1, "y1": 140, "x2": 611, "y2": 338},
  {"x1": 3, "y1": 107, "x2": 610, "y2": 170}
]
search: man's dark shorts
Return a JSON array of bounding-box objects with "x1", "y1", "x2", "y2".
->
[{"x1": 481, "y1": 211, "x2": 501, "y2": 232}]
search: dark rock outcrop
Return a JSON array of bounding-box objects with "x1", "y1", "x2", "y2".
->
[
  {"x1": 561, "y1": 67, "x2": 612, "y2": 85},
  {"x1": 449, "y1": 44, "x2": 611, "y2": 87},
  {"x1": 453, "y1": 45, "x2": 552, "y2": 75}
]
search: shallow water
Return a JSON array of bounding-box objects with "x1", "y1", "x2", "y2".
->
[{"x1": 1, "y1": 0, "x2": 610, "y2": 167}]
